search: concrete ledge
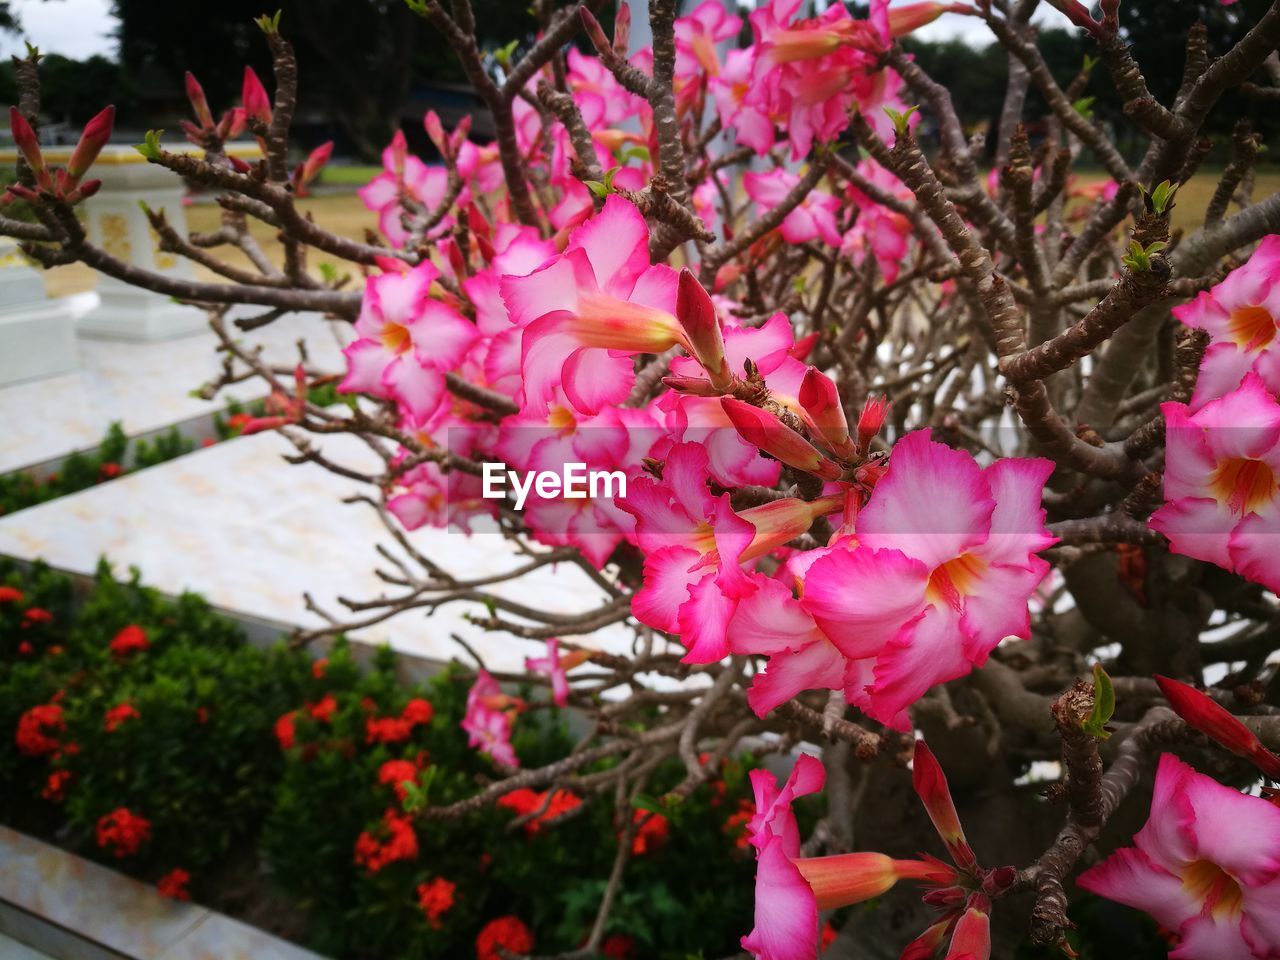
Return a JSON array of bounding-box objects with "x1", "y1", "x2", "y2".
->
[
  {"x1": 0, "y1": 826, "x2": 328, "y2": 960},
  {"x1": 0, "y1": 300, "x2": 80, "y2": 387}
]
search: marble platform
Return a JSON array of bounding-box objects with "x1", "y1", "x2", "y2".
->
[
  {"x1": 0, "y1": 430, "x2": 636, "y2": 673},
  {"x1": 0, "y1": 306, "x2": 349, "y2": 474},
  {"x1": 0, "y1": 826, "x2": 326, "y2": 960}
]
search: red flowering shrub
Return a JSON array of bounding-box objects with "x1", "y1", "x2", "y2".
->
[
  {"x1": 156, "y1": 867, "x2": 191, "y2": 901},
  {"x1": 103, "y1": 702, "x2": 140, "y2": 733},
  {"x1": 108, "y1": 624, "x2": 149, "y2": 659},
  {"x1": 629, "y1": 809, "x2": 670, "y2": 857},
  {"x1": 0, "y1": 586, "x2": 23, "y2": 603},
  {"x1": 496, "y1": 787, "x2": 583, "y2": 835},
  {"x1": 416, "y1": 876, "x2": 457, "y2": 929},
  {"x1": 95, "y1": 807, "x2": 152, "y2": 858},
  {"x1": 353, "y1": 809, "x2": 419, "y2": 874},
  {"x1": 475, "y1": 916, "x2": 533, "y2": 960},
  {"x1": 16, "y1": 703, "x2": 64, "y2": 757},
  {"x1": 20, "y1": 607, "x2": 53, "y2": 627},
  {"x1": 377, "y1": 758, "x2": 422, "y2": 803}
]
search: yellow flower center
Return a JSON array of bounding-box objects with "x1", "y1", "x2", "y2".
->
[
  {"x1": 1227, "y1": 304, "x2": 1276, "y2": 352},
  {"x1": 380, "y1": 321, "x2": 412, "y2": 355},
  {"x1": 1210, "y1": 457, "x2": 1277, "y2": 516},
  {"x1": 1182, "y1": 859, "x2": 1245, "y2": 920},
  {"x1": 925, "y1": 553, "x2": 987, "y2": 611}
]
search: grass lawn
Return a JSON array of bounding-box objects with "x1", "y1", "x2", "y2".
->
[{"x1": 34, "y1": 169, "x2": 1280, "y2": 299}]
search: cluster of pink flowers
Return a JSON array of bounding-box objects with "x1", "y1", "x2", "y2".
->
[
  {"x1": 461, "y1": 669, "x2": 526, "y2": 768},
  {"x1": 1154, "y1": 236, "x2": 1280, "y2": 594}
]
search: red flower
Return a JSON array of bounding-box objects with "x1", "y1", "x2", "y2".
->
[
  {"x1": 0, "y1": 586, "x2": 24, "y2": 603},
  {"x1": 402, "y1": 697, "x2": 434, "y2": 726},
  {"x1": 96, "y1": 808, "x2": 152, "y2": 858},
  {"x1": 496, "y1": 788, "x2": 583, "y2": 834},
  {"x1": 820, "y1": 921, "x2": 838, "y2": 953},
  {"x1": 354, "y1": 810, "x2": 419, "y2": 874},
  {"x1": 366, "y1": 715, "x2": 414, "y2": 744},
  {"x1": 630, "y1": 809, "x2": 670, "y2": 856},
  {"x1": 416, "y1": 876, "x2": 457, "y2": 928},
  {"x1": 724, "y1": 798, "x2": 754, "y2": 850},
  {"x1": 104, "y1": 702, "x2": 140, "y2": 732},
  {"x1": 378, "y1": 759, "x2": 421, "y2": 803},
  {"x1": 274, "y1": 711, "x2": 297, "y2": 750},
  {"x1": 195, "y1": 707, "x2": 209, "y2": 725},
  {"x1": 226, "y1": 412, "x2": 253, "y2": 431},
  {"x1": 42, "y1": 769, "x2": 71, "y2": 803},
  {"x1": 109, "y1": 624, "x2": 149, "y2": 659},
  {"x1": 306, "y1": 692, "x2": 337, "y2": 724},
  {"x1": 156, "y1": 868, "x2": 191, "y2": 901},
  {"x1": 16, "y1": 703, "x2": 64, "y2": 756},
  {"x1": 312, "y1": 658, "x2": 328, "y2": 679},
  {"x1": 476, "y1": 916, "x2": 534, "y2": 960},
  {"x1": 601, "y1": 934, "x2": 636, "y2": 959},
  {"x1": 98, "y1": 461, "x2": 122, "y2": 480},
  {"x1": 17, "y1": 641, "x2": 33, "y2": 656},
  {"x1": 21, "y1": 607, "x2": 54, "y2": 627}
]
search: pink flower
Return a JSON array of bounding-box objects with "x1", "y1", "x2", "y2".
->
[
  {"x1": 620, "y1": 443, "x2": 842, "y2": 663},
  {"x1": 744, "y1": 169, "x2": 843, "y2": 247},
  {"x1": 524, "y1": 639, "x2": 590, "y2": 707},
  {"x1": 1173, "y1": 235, "x2": 1280, "y2": 408},
  {"x1": 1149, "y1": 373, "x2": 1280, "y2": 593},
  {"x1": 675, "y1": 0, "x2": 742, "y2": 80},
  {"x1": 710, "y1": 48, "x2": 777, "y2": 155},
  {"x1": 797, "y1": 430, "x2": 1055, "y2": 729},
  {"x1": 339, "y1": 263, "x2": 478, "y2": 427},
  {"x1": 462, "y1": 669, "x2": 521, "y2": 768},
  {"x1": 1078, "y1": 753, "x2": 1280, "y2": 959},
  {"x1": 840, "y1": 158, "x2": 916, "y2": 283},
  {"x1": 358, "y1": 131, "x2": 458, "y2": 247},
  {"x1": 500, "y1": 196, "x2": 683, "y2": 416}
]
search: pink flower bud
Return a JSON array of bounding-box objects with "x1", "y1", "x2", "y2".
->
[
  {"x1": 799, "y1": 367, "x2": 854, "y2": 457},
  {"x1": 720, "y1": 398, "x2": 845, "y2": 481},
  {"x1": 1047, "y1": 0, "x2": 1104, "y2": 38},
  {"x1": 662, "y1": 374, "x2": 724, "y2": 397},
  {"x1": 613, "y1": 2, "x2": 631, "y2": 53},
  {"x1": 241, "y1": 66, "x2": 273, "y2": 125},
  {"x1": 794, "y1": 853, "x2": 939, "y2": 911},
  {"x1": 424, "y1": 110, "x2": 447, "y2": 156},
  {"x1": 66, "y1": 105, "x2": 115, "y2": 187},
  {"x1": 676, "y1": 268, "x2": 732, "y2": 391},
  {"x1": 580, "y1": 7, "x2": 613, "y2": 57},
  {"x1": 944, "y1": 907, "x2": 991, "y2": 960},
  {"x1": 9, "y1": 106, "x2": 51, "y2": 191},
  {"x1": 856, "y1": 395, "x2": 889, "y2": 456},
  {"x1": 229, "y1": 155, "x2": 253, "y2": 174},
  {"x1": 5, "y1": 183, "x2": 40, "y2": 203},
  {"x1": 912, "y1": 740, "x2": 978, "y2": 872},
  {"x1": 451, "y1": 114, "x2": 472, "y2": 152},
  {"x1": 294, "y1": 140, "x2": 332, "y2": 193},
  {"x1": 887, "y1": 2, "x2": 963, "y2": 37},
  {"x1": 184, "y1": 71, "x2": 214, "y2": 129},
  {"x1": 900, "y1": 920, "x2": 951, "y2": 960},
  {"x1": 388, "y1": 129, "x2": 408, "y2": 177},
  {"x1": 1155, "y1": 675, "x2": 1280, "y2": 779},
  {"x1": 218, "y1": 107, "x2": 246, "y2": 140},
  {"x1": 66, "y1": 178, "x2": 102, "y2": 204}
]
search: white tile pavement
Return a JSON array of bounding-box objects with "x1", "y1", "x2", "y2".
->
[
  {"x1": 0, "y1": 431, "x2": 636, "y2": 672},
  {"x1": 0, "y1": 302, "x2": 351, "y2": 474}
]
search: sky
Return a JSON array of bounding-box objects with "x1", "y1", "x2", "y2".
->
[{"x1": 0, "y1": 0, "x2": 1072, "y2": 62}]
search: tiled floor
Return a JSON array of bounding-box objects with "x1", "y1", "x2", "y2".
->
[
  {"x1": 0, "y1": 302, "x2": 350, "y2": 474},
  {"x1": 0, "y1": 430, "x2": 634, "y2": 671}
]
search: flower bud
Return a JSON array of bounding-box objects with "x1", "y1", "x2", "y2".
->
[
  {"x1": 856, "y1": 395, "x2": 889, "y2": 456},
  {"x1": 799, "y1": 367, "x2": 854, "y2": 457},
  {"x1": 944, "y1": 906, "x2": 991, "y2": 960},
  {"x1": 66, "y1": 105, "x2": 115, "y2": 187},
  {"x1": 579, "y1": 7, "x2": 613, "y2": 57},
  {"x1": 294, "y1": 140, "x2": 332, "y2": 195},
  {"x1": 241, "y1": 66, "x2": 273, "y2": 125},
  {"x1": 662, "y1": 374, "x2": 724, "y2": 397},
  {"x1": 1155, "y1": 675, "x2": 1280, "y2": 779},
  {"x1": 676, "y1": 268, "x2": 732, "y2": 391},
  {"x1": 424, "y1": 110, "x2": 448, "y2": 158},
  {"x1": 720, "y1": 398, "x2": 845, "y2": 481},
  {"x1": 613, "y1": 1, "x2": 631, "y2": 53},
  {"x1": 184, "y1": 71, "x2": 214, "y2": 129},
  {"x1": 794, "y1": 853, "x2": 938, "y2": 910},
  {"x1": 912, "y1": 740, "x2": 978, "y2": 872},
  {"x1": 9, "y1": 106, "x2": 51, "y2": 191},
  {"x1": 218, "y1": 107, "x2": 246, "y2": 141},
  {"x1": 900, "y1": 920, "x2": 950, "y2": 960}
]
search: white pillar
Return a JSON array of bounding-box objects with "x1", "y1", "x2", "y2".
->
[{"x1": 0, "y1": 238, "x2": 79, "y2": 386}]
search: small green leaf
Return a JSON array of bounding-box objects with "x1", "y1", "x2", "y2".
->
[
  {"x1": 1082, "y1": 663, "x2": 1115, "y2": 739},
  {"x1": 135, "y1": 129, "x2": 164, "y2": 161},
  {"x1": 585, "y1": 180, "x2": 608, "y2": 199},
  {"x1": 603, "y1": 166, "x2": 620, "y2": 191},
  {"x1": 1073, "y1": 96, "x2": 1096, "y2": 120},
  {"x1": 404, "y1": 0, "x2": 430, "y2": 11},
  {"x1": 1081, "y1": 53, "x2": 1098, "y2": 73},
  {"x1": 1147, "y1": 179, "x2": 1177, "y2": 215},
  {"x1": 883, "y1": 105, "x2": 918, "y2": 136},
  {"x1": 494, "y1": 39, "x2": 520, "y2": 65},
  {"x1": 620, "y1": 144, "x2": 651, "y2": 165}
]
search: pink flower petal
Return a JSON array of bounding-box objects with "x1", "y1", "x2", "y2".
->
[{"x1": 801, "y1": 546, "x2": 928, "y2": 660}]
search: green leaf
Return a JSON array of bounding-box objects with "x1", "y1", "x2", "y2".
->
[
  {"x1": 1147, "y1": 179, "x2": 1177, "y2": 215},
  {"x1": 603, "y1": 166, "x2": 620, "y2": 191},
  {"x1": 883, "y1": 105, "x2": 918, "y2": 136},
  {"x1": 135, "y1": 130, "x2": 164, "y2": 162},
  {"x1": 494, "y1": 39, "x2": 520, "y2": 65},
  {"x1": 621, "y1": 144, "x2": 651, "y2": 165},
  {"x1": 1081, "y1": 53, "x2": 1098, "y2": 73},
  {"x1": 404, "y1": 0, "x2": 430, "y2": 11},
  {"x1": 1082, "y1": 663, "x2": 1115, "y2": 739},
  {"x1": 1073, "y1": 96, "x2": 1096, "y2": 120},
  {"x1": 254, "y1": 9, "x2": 283, "y2": 32},
  {"x1": 585, "y1": 180, "x2": 608, "y2": 199}
]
